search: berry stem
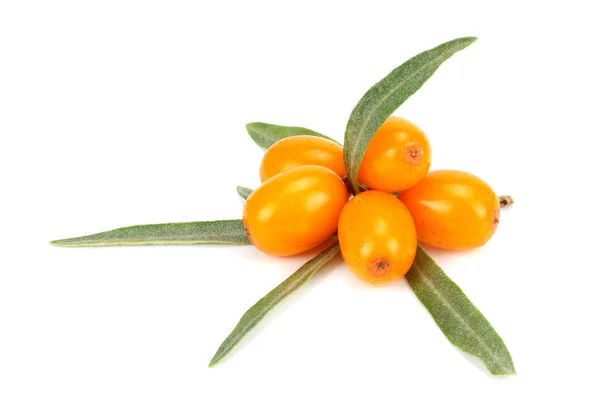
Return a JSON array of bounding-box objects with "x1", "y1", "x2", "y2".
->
[{"x1": 499, "y1": 195, "x2": 514, "y2": 208}]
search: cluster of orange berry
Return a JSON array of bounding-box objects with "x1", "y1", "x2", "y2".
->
[{"x1": 243, "y1": 116, "x2": 501, "y2": 285}]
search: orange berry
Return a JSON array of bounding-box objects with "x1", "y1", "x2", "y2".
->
[
  {"x1": 244, "y1": 165, "x2": 348, "y2": 256},
  {"x1": 338, "y1": 191, "x2": 417, "y2": 285},
  {"x1": 358, "y1": 116, "x2": 431, "y2": 192},
  {"x1": 398, "y1": 170, "x2": 500, "y2": 250},
  {"x1": 260, "y1": 136, "x2": 345, "y2": 182}
]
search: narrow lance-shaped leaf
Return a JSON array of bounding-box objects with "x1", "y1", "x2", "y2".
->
[
  {"x1": 209, "y1": 239, "x2": 340, "y2": 367},
  {"x1": 51, "y1": 220, "x2": 250, "y2": 247},
  {"x1": 405, "y1": 246, "x2": 516, "y2": 375},
  {"x1": 246, "y1": 122, "x2": 339, "y2": 149},
  {"x1": 343, "y1": 36, "x2": 477, "y2": 194}
]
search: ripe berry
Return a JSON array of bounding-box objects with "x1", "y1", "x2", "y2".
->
[
  {"x1": 338, "y1": 191, "x2": 417, "y2": 285},
  {"x1": 244, "y1": 165, "x2": 348, "y2": 256},
  {"x1": 398, "y1": 170, "x2": 500, "y2": 250},
  {"x1": 358, "y1": 116, "x2": 431, "y2": 192},
  {"x1": 260, "y1": 136, "x2": 345, "y2": 182}
]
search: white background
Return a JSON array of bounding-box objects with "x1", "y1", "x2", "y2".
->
[{"x1": 1, "y1": 1, "x2": 599, "y2": 406}]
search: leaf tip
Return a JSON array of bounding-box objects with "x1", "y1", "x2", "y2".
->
[
  {"x1": 502, "y1": 362, "x2": 517, "y2": 376},
  {"x1": 245, "y1": 122, "x2": 259, "y2": 133},
  {"x1": 50, "y1": 237, "x2": 82, "y2": 247},
  {"x1": 208, "y1": 355, "x2": 221, "y2": 368},
  {"x1": 245, "y1": 122, "x2": 265, "y2": 145},
  {"x1": 459, "y1": 36, "x2": 478, "y2": 49},
  {"x1": 236, "y1": 186, "x2": 253, "y2": 200},
  {"x1": 494, "y1": 351, "x2": 516, "y2": 376},
  {"x1": 494, "y1": 368, "x2": 517, "y2": 376},
  {"x1": 452, "y1": 36, "x2": 477, "y2": 45}
]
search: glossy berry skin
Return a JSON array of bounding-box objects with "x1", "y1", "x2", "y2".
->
[
  {"x1": 244, "y1": 165, "x2": 348, "y2": 257},
  {"x1": 398, "y1": 170, "x2": 500, "y2": 251},
  {"x1": 358, "y1": 116, "x2": 431, "y2": 192},
  {"x1": 260, "y1": 136, "x2": 345, "y2": 182},
  {"x1": 338, "y1": 191, "x2": 417, "y2": 285}
]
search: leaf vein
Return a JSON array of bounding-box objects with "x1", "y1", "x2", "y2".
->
[
  {"x1": 412, "y1": 262, "x2": 512, "y2": 373},
  {"x1": 348, "y1": 50, "x2": 454, "y2": 171}
]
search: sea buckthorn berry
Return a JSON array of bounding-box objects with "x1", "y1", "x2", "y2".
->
[
  {"x1": 260, "y1": 136, "x2": 345, "y2": 182},
  {"x1": 398, "y1": 170, "x2": 500, "y2": 251},
  {"x1": 244, "y1": 165, "x2": 348, "y2": 257},
  {"x1": 338, "y1": 191, "x2": 417, "y2": 285},
  {"x1": 358, "y1": 116, "x2": 431, "y2": 192}
]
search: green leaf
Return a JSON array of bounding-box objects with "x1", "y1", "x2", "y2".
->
[
  {"x1": 209, "y1": 240, "x2": 340, "y2": 367},
  {"x1": 50, "y1": 220, "x2": 250, "y2": 247},
  {"x1": 236, "y1": 186, "x2": 253, "y2": 200},
  {"x1": 405, "y1": 246, "x2": 516, "y2": 375},
  {"x1": 343, "y1": 36, "x2": 477, "y2": 194},
  {"x1": 246, "y1": 122, "x2": 339, "y2": 149}
]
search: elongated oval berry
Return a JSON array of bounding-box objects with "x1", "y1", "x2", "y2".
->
[
  {"x1": 398, "y1": 170, "x2": 500, "y2": 250},
  {"x1": 260, "y1": 135, "x2": 345, "y2": 182},
  {"x1": 338, "y1": 190, "x2": 417, "y2": 285},
  {"x1": 358, "y1": 116, "x2": 431, "y2": 192},
  {"x1": 244, "y1": 165, "x2": 348, "y2": 256}
]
